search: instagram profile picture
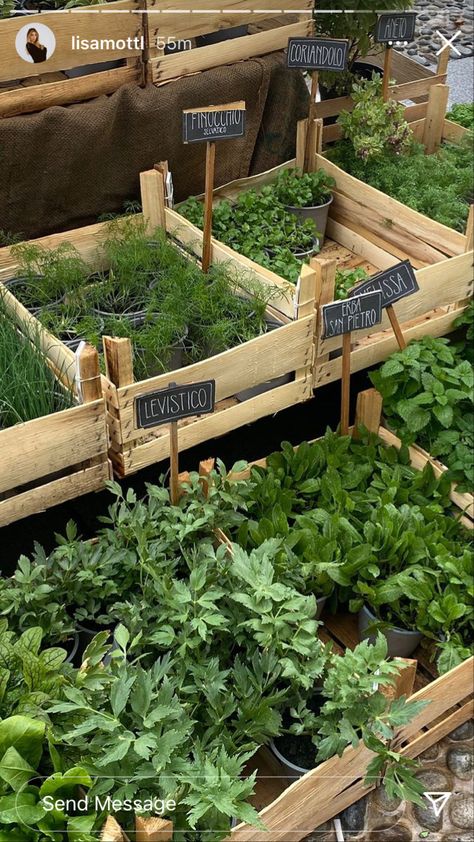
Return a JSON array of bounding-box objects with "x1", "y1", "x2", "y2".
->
[{"x1": 15, "y1": 23, "x2": 56, "y2": 64}]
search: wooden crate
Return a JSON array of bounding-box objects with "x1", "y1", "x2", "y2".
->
[
  {"x1": 100, "y1": 392, "x2": 474, "y2": 841},
  {"x1": 0, "y1": 171, "x2": 317, "y2": 478},
  {"x1": 0, "y1": 0, "x2": 312, "y2": 117},
  {"x1": 195, "y1": 388, "x2": 474, "y2": 840},
  {"x1": 0, "y1": 1, "x2": 143, "y2": 117},
  {"x1": 315, "y1": 49, "x2": 451, "y2": 146},
  {"x1": 0, "y1": 286, "x2": 110, "y2": 528}
]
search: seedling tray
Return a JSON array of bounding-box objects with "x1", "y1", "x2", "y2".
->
[{"x1": 0, "y1": 286, "x2": 110, "y2": 528}]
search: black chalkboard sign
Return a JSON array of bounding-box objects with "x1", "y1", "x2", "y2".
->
[
  {"x1": 350, "y1": 261, "x2": 419, "y2": 309},
  {"x1": 322, "y1": 291, "x2": 383, "y2": 339},
  {"x1": 287, "y1": 38, "x2": 349, "y2": 71},
  {"x1": 136, "y1": 380, "x2": 215, "y2": 429},
  {"x1": 183, "y1": 101, "x2": 246, "y2": 144},
  {"x1": 375, "y1": 13, "x2": 416, "y2": 44}
]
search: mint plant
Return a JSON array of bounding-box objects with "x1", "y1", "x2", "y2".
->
[
  {"x1": 272, "y1": 168, "x2": 335, "y2": 208},
  {"x1": 370, "y1": 335, "x2": 474, "y2": 492},
  {"x1": 338, "y1": 76, "x2": 412, "y2": 161}
]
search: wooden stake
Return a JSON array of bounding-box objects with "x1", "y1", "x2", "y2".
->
[
  {"x1": 386, "y1": 303, "x2": 407, "y2": 350},
  {"x1": 382, "y1": 46, "x2": 392, "y2": 101},
  {"x1": 101, "y1": 816, "x2": 124, "y2": 842},
  {"x1": 202, "y1": 141, "x2": 216, "y2": 273},
  {"x1": 168, "y1": 382, "x2": 180, "y2": 505},
  {"x1": 340, "y1": 331, "x2": 351, "y2": 435},
  {"x1": 296, "y1": 118, "x2": 308, "y2": 171},
  {"x1": 102, "y1": 336, "x2": 134, "y2": 388},
  {"x1": 436, "y1": 46, "x2": 450, "y2": 76}
]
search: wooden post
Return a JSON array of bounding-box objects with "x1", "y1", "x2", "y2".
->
[
  {"x1": 354, "y1": 388, "x2": 383, "y2": 437},
  {"x1": 101, "y1": 816, "x2": 124, "y2": 842},
  {"x1": 202, "y1": 141, "x2": 216, "y2": 273},
  {"x1": 386, "y1": 304, "x2": 407, "y2": 350},
  {"x1": 77, "y1": 343, "x2": 102, "y2": 403},
  {"x1": 304, "y1": 70, "x2": 319, "y2": 172},
  {"x1": 168, "y1": 382, "x2": 180, "y2": 505},
  {"x1": 312, "y1": 257, "x2": 337, "y2": 387},
  {"x1": 135, "y1": 816, "x2": 174, "y2": 841},
  {"x1": 340, "y1": 331, "x2": 351, "y2": 435},
  {"x1": 103, "y1": 336, "x2": 134, "y2": 388},
  {"x1": 140, "y1": 169, "x2": 166, "y2": 234},
  {"x1": 423, "y1": 84, "x2": 450, "y2": 155},
  {"x1": 296, "y1": 118, "x2": 308, "y2": 170},
  {"x1": 295, "y1": 261, "x2": 317, "y2": 380},
  {"x1": 382, "y1": 46, "x2": 392, "y2": 101},
  {"x1": 154, "y1": 160, "x2": 171, "y2": 207},
  {"x1": 436, "y1": 46, "x2": 450, "y2": 76},
  {"x1": 465, "y1": 205, "x2": 474, "y2": 253}
]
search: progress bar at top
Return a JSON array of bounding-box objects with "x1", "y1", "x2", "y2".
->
[{"x1": 9, "y1": 8, "x2": 392, "y2": 13}]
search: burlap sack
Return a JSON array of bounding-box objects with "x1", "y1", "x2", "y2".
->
[{"x1": 0, "y1": 52, "x2": 308, "y2": 239}]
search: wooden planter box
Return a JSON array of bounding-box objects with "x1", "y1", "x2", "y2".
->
[
  {"x1": 100, "y1": 390, "x2": 474, "y2": 841},
  {"x1": 0, "y1": 171, "x2": 317, "y2": 478},
  {"x1": 0, "y1": 286, "x2": 110, "y2": 528}
]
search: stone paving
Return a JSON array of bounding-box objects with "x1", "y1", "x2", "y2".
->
[
  {"x1": 304, "y1": 720, "x2": 474, "y2": 841},
  {"x1": 395, "y1": 0, "x2": 473, "y2": 66}
]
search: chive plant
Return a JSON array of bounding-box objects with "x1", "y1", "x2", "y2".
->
[{"x1": 0, "y1": 298, "x2": 73, "y2": 428}]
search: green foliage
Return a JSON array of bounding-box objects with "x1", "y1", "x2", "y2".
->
[
  {"x1": 180, "y1": 168, "x2": 338, "y2": 283},
  {"x1": 338, "y1": 75, "x2": 413, "y2": 161},
  {"x1": 335, "y1": 266, "x2": 368, "y2": 300},
  {"x1": 13, "y1": 219, "x2": 282, "y2": 379},
  {"x1": 0, "y1": 0, "x2": 14, "y2": 18},
  {"x1": 315, "y1": 0, "x2": 412, "y2": 92},
  {"x1": 453, "y1": 300, "x2": 474, "y2": 365},
  {"x1": 272, "y1": 168, "x2": 335, "y2": 208},
  {"x1": 446, "y1": 103, "x2": 474, "y2": 129},
  {"x1": 0, "y1": 229, "x2": 22, "y2": 246},
  {"x1": 329, "y1": 132, "x2": 473, "y2": 232},
  {"x1": 370, "y1": 335, "x2": 474, "y2": 492},
  {"x1": 0, "y1": 295, "x2": 74, "y2": 428}
]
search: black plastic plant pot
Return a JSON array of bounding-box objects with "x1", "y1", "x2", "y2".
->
[
  {"x1": 4, "y1": 276, "x2": 63, "y2": 315},
  {"x1": 135, "y1": 328, "x2": 188, "y2": 379},
  {"x1": 316, "y1": 596, "x2": 327, "y2": 619},
  {"x1": 352, "y1": 61, "x2": 385, "y2": 81},
  {"x1": 93, "y1": 305, "x2": 149, "y2": 328},
  {"x1": 270, "y1": 689, "x2": 325, "y2": 782},
  {"x1": 358, "y1": 604, "x2": 422, "y2": 658},
  {"x1": 284, "y1": 196, "x2": 333, "y2": 246},
  {"x1": 64, "y1": 632, "x2": 80, "y2": 665},
  {"x1": 264, "y1": 238, "x2": 319, "y2": 262}
]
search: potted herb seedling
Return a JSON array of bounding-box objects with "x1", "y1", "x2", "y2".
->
[
  {"x1": 8, "y1": 241, "x2": 88, "y2": 314},
  {"x1": 272, "y1": 168, "x2": 336, "y2": 244}
]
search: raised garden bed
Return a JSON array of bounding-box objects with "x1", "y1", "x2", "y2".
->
[
  {"x1": 0, "y1": 169, "x2": 317, "y2": 478},
  {"x1": 0, "y1": 285, "x2": 110, "y2": 527}
]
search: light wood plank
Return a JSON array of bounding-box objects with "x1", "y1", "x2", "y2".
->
[{"x1": 152, "y1": 20, "x2": 312, "y2": 84}]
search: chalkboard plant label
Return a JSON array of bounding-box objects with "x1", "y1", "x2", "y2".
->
[
  {"x1": 136, "y1": 380, "x2": 215, "y2": 429},
  {"x1": 287, "y1": 38, "x2": 349, "y2": 72},
  {"x1": 375, "y1": 13, "x2": 417, "y2": 44},
  {"x1": 183, "y1": 101, "x2": 246, "y2": 144},
  {"x1": 322, "y1": 291, "x2": 383, "y2": 339},
  {"x1": 350, "y1": 261, "x2": 419, "y2": 308}
]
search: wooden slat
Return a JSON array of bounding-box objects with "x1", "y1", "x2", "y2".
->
[
  {"x1": 0, "y1": 1, "x2": 140, "y2": 82},
  {"x1": 0, "y1": 462, "x2": 110, "y2": 529},
  {"x1": 317, "y1": 251, "x2": 474, "y2": 355},
  {"x1": 389, "y1": 73, "x2": 448, "y2": 101},
  {"x1": 325, "y1": 219, "x2": 399, "y2": 270},
  {"x1": 147, "y1": 0, "x2": 311, "y2": 41},
  {"x1": 443, "y1": 118, "x2": 469, "y2": 144},
  {"x1": 317, "y1": 155, "x2": 467, "y2": 258},
  {"x1": 117, "y1": 316, "x2": 314, "y2": 444},
  {"x1": 314, "y1": 305, "x2": 468, "y2": 388},
  {"x1": 0, "y1": 64, "x2": 139, "y2": 119},
  {"x1": 0, "y1": 401, "x2": 107, "y2": 494},
  {"x1": 121, "y1": 377, "x2": 311, "y2": 475},
  {"x1": 152, "y1": 20, "x2": 312, "y2": 83}
]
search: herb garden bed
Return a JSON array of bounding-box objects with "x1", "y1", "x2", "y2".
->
[
  {"x1": 0, "y1": 285, "x2": 110, "y2": 528},
  {"x1": 0, "y1": 172, "x2": 317, "y2": 478},
  {"x1": 190, "y1": 389, "x2": 474, "y2": 841}
]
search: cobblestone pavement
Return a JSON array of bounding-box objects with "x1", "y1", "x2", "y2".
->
[
  {"x1": 394, "y1": 0, "x2": 473, "y2": 66},
  {"x1": 304, "y1": 720, "x2": 474, "y2": 841}
]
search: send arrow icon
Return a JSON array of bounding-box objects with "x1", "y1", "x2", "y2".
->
[{"x1": 423, "y1": 792, "x2": 452, "y2": 817}]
